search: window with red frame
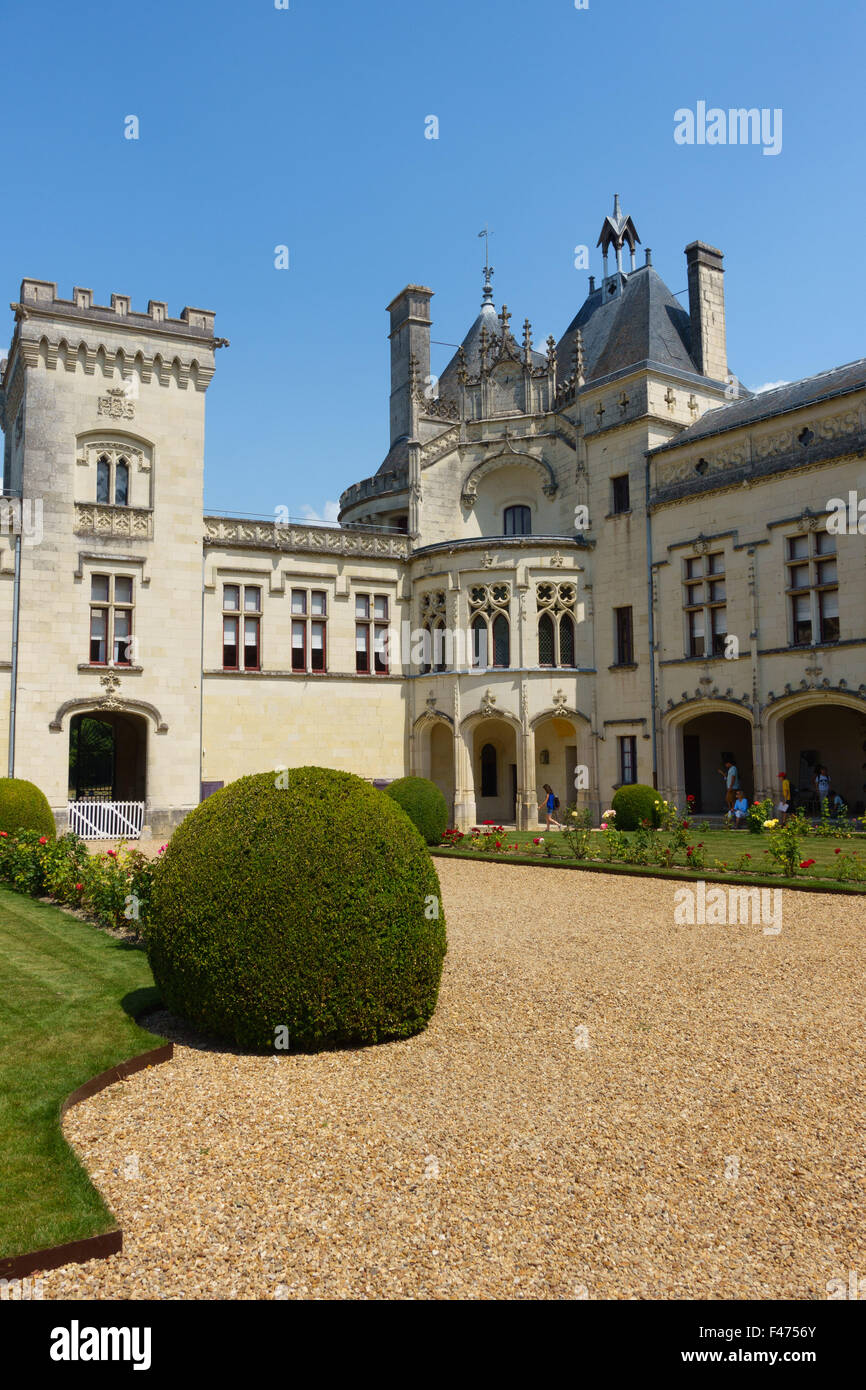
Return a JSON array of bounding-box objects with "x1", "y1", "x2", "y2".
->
[
  {"x1": 355, "y1": 592, "x2": 389, "y2": 673},
  {"x1": 222, "y1": 583, "x2": 261, "y2": 670},
  {"x1": 89, "y1": 573, "x2": 133, "y2": 665},
  {"x1": 291, "y1": 588, "x2": 327, "y2": 672}
]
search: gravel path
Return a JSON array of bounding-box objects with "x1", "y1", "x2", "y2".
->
[{"x1": 40, "y1": 860, "x2": 863, "y2": 1300}]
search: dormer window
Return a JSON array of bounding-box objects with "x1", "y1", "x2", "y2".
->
[
  {"x1": 504, "y1": 505, "x2": 531, "y2": 536},
  {"x1": 96, "y1": 453, "x2": 131, "y2": 506}
]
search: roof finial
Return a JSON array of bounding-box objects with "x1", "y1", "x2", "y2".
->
[{"x1": 478, "y1": 224, "x2": 494, "y2": 304}]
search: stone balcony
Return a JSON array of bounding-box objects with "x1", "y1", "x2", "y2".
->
[{"x1": 74, "y1": 503, "x2": 153, "y2": 539}]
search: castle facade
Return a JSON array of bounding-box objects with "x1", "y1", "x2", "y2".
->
[{"x1": 2, "y1": 198, "x2": 864, "y2": 836}]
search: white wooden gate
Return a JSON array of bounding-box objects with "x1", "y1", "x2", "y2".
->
[{"x1": 68, "y1": 799, "x2": 145, "y2": 840}]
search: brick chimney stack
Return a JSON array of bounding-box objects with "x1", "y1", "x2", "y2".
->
[
  {"x1": 685, "y1": 242, "x2": 727, "y2": 384},
  {"x1": 386, "y1": 285, "x2": 433, "y2": 445}
]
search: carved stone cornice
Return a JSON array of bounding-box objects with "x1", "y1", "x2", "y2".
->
[{"x1": 204, "y1": 517, "x2": 411, "y2": 560}]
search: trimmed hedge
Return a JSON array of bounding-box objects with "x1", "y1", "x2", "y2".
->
[
  {"x1": 611, "y1": 783, "x2": 661, "y2": 831},
  {"x1": 0, "y1": 778, "x2": 55, "y2": 840},
  {"x1": 385, "y1": 776, "x2": 448, "y2": 846},
  {"x1": 146, "y1": 767, "x2": 447, "y2": 1051}
]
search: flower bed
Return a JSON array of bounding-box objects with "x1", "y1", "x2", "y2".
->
[
  {"x1": 0, "y1": 829, "x2": 161, "y2": 935},
  {"x1": 437, "y1": 805, "x2": 866, "y2": 890}
]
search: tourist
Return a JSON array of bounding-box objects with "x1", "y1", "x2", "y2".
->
[
  {"x1": 829, "y1": 788, "x2": 845, "y2": 819},
  {"x1": 730, "y1": 791, "x2": 749, "y2": 828},
  {"x1": 813, "y1": 764, "x2": 831, "y2": 809},
  {"x1": 718, "y1": 757, "x2": 740, "y2": 812},
  {"x1": 777, "y1": 770, "x2": 791, "y2": 825},
  {"x1": 539, "y1": 783, "x2": 562, "y2": 830}
]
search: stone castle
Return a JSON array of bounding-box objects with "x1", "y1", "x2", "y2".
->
[{"x1": 1, "y1": 196, "x2": 864, "y2": 836}]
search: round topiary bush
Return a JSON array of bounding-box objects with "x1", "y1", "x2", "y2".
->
[
  {"x1": 0, "y1": 777, "x2": 56, "y2": 839},
  {"x1": 610, "y1": 783, "x2": 662, "y2": 831},
  {"x1": 146, "y1": 767, "x2": 447, "y2": 1051},
  {"x1": 384, "y1": 776, "x2": 448, "y2": 845}
]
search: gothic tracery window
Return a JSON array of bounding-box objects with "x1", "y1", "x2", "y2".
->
[
  {"x1": 469, "y1": 583, "x2": 511, "y2": 669},
  {"x1": 95, "y1": 450, "x2": 132, "y2": 507},
  {"x1": 536, "y1": 582, "x2": 577, "y2": 668},
  {"x1": 419, "y1": 589, "x2": 448, "y2": 673}
]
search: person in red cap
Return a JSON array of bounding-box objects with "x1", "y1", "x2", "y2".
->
[{"x1": 777, "y1": 771, "x2": 791, "y2": 824}]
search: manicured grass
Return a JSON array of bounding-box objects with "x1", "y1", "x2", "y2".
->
[
  {"x1": 436, "y1": 826, "x2": 866, "y2": 892},
  {"x1": 0, "y1": 887, "x2": 165, "y2": 1260}
]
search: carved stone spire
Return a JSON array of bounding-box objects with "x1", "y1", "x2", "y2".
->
[
  {"x1": 572, "y1": 328, "x2": 585, "y2": 387},
  {"x1": 522, "y1": 317, "x2": 533, "y2": 365},
  {"x1": 479, "y1": 325, "x2": 490, "y2": 374},
  {"x1": 457, "y1": 343, "x2": 468, "y2": 386}
]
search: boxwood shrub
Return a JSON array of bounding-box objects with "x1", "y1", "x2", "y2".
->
[
  {"x1": 384, "y1": 776, "x2": 448, "y2": 846},
  {"x1": 611, "y1": 783, "x2": 661, "y2": 831},
  {"x1": 146, "y1": 767, "x2": 447, "y2": 1051},
  {"x1": 0, "y1": 777, "x2": 55, "y2": 840}
]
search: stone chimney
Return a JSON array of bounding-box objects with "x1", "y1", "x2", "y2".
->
[
  {"x1": 386, "y1": 285, "x2": 433, "y2": 445},
  {"x1": 685, "y1": 242, "x2": 727, "y2": 383}
]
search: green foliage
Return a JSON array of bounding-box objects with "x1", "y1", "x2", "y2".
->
[
  {"x1": 766, "y1": 822, "x2": 801, "y2": 877},
  {"x1": 0, "y1": 778, "x2": 55, "y2": 840},
  {"x1": 384, "y1": 776, "x2": 448, "y2": 846},
  {"x1": 146, "y1": 767, "x2": 447, "y2": 1051},
  {"x1": 746, "y1": 797, "x2": 774, "y2": 834},
  {"x1": 611, "y1": 783, "x2": 662, "y2": 831},
  {"x1": 562, "y1": 806, "x2": 593, "y2": 859},
  {"x1": 0, "y1": 829, "x2": 158, "y2": 935}
]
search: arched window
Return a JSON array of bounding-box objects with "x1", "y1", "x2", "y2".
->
[
  {"x1": 538, "y1": 612, "x2": 555, "y2": 666},
  {"x1": 536, "y1": 582, "x2": 578, "y2": 668},
  {"x1": 96, "y1": 456, "x2": 110, "y2": 504},
  {"x1": 471, "y1": 615, "x2": 488, "y2": 668},
  {"x1": 114, "y1": 458, "x2": 129, "y2": 506},
  {"x1": 504, "y1": 505, "x2": 531, "y2": 536},
  {"x1": 480, "y1": 742, "x2": 497, "y2": 797},
  {"x1": 492, "y1": 613, "x2": 510, "y2": 667},
  {"x1": 559, "y1": 613, "x2": 575, "y2": 667}
]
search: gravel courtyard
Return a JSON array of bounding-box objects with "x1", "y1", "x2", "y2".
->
[{"x1": 42, "y1": 859, "x2": 863, "y2": 1300}]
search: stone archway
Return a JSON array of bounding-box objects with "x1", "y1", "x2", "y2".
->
[
  {"x1": 411, "y1": 713, "x2": 455, "y2": 822},
  {"x1": 663, "y1": 703, "x2": 755, "y2": 815},
  {"x1": 765, "y1": 695, "x2": 866, "y2": 817},
  {"x1": 68, "y1": 710, "x2": 147, "y2": 802},
  {"x1": 456, "y1": 712, "x2": 523, "y2": 828},
  {"x1": 531, "y1": 708, "x2": 594, "y2": 825}
]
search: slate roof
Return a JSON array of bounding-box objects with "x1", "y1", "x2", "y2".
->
[
  {"x1": 651, "y1": 357, "x2": 866, "y2": 453},
  {"x1": 437, "y1": 300, "x2": 547, "y2": 400},
  {"x1": 556, "y1": 264, "x2": 700, "y2": 384}
]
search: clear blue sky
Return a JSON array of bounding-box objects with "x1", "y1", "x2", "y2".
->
[{"x1": 2, "y1": 0, "x2": 863, "y2": 520}]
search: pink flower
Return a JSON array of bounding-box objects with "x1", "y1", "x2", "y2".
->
[
  {"x1": 533, "y1": 838, "x2": 541, "y2": 845},
  {"x1": 107, "y1": 849, "x2": 117, "y2": 857}
]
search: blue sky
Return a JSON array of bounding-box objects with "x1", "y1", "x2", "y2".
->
[{"x1": 2, "y1": 0, "x2": 863, "y2": 520}]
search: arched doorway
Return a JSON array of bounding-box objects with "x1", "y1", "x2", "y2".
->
[
  {"x1": 771, "y1": 701, "x2": 866, "y2": 816},
  {"x1": 532, "y1": 712, "x2": 592, "y2": 824},
  {"x1": 471, "y1": 717, "x2": 518, "y2": 825},
  {"x1": 673, "y1": 708, "x2": 754, "y2": 814},
  {"x1": 69, "y1": 711, "x2": 147, "y2": 802}
]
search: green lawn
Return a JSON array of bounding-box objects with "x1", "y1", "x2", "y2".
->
[
  {"x1": 437, "y1": 826, "x2": 866, "y2": 890},
  {"x1": 0, "y1": 887, "x2": 165, "y2": 1260}
]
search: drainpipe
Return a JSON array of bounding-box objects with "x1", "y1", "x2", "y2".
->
[
  {"x1": 645, "y1": 453, "x2": 658, "y2": 790},
  {"x1": 199, "y1": 549, "x2": 206, "y2": 804},
  {"x1": 7, "y1": 529, "x2": 21, "y2": 777}
]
